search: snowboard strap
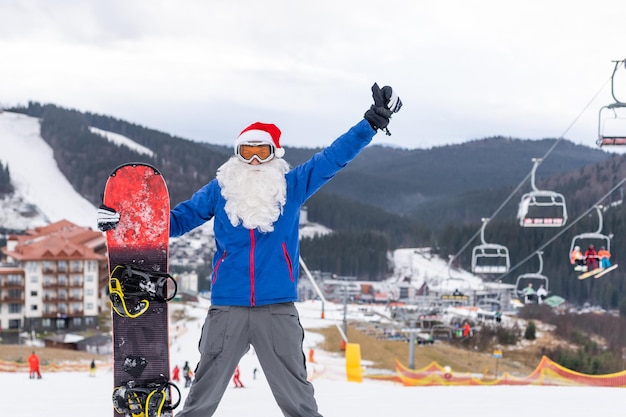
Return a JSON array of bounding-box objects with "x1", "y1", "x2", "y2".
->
[
  {"x1": 109, "y1": 264, "x2": 178, "y2": 318},
  {"x1": 112, "y1": 378, "x2": 181, "y2": 417}
]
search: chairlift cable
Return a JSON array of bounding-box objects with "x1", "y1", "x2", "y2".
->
[
  {"x1": 445, "y1": 75, "x2": 612, "y2": 275},
  {"x1": 494, "y1": 176, "x2": 626, "y2": 281}
]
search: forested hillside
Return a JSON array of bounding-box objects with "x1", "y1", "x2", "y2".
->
[
  {"x1": 0, "y1": 161, "x2": 12, "y2": 194},
  {"x1": 7, "y1": 102, "x2": 626, "y2": 310}
]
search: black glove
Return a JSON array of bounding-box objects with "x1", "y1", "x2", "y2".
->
[
  {"x1": 364, "y1": 83, "x2": 402, "y2": 136},
  {"x1": 97, "y1": 204, "x2": 120, "y2": 232}
]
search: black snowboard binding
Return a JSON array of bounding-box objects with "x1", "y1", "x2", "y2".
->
[
  {"x1": 112, "y1": 377, "x2": 181, "y2": 417},
  {"x1": 109, "y1": 264, "x2": 178, "y2": 318}
]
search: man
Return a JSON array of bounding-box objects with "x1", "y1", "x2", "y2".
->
[
  {"x1": 522, "y1": 283, "x2": 535, "y2": 304},
  {"x1": 597, "y1": 246, "x2": 611, "y2": 269},
  {"x1": 536, "y1": 284, "x2": 548, "y2": 304},
  {"x1": 27, "y1": 351, "x2": 41, "y2": 379},
  {"x1": 570, "y1": 245, "x2": 585, "y2": 271},
  {"x1": 585, "y1": 244, "x2": 599, "y2": 271},
  {"x1": 232, "y1": 365, "x2": 244, "y2": 388},
  {"x1": 97, "y1": 83, "x2": 402, "y2": 417}
]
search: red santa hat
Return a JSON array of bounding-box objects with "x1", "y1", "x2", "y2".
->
[{"x1": 234, "y1": 122, "x2": 284, "y2": 158}]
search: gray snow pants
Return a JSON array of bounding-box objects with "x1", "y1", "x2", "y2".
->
[{"x1": 177, "y1": 302, "x2": 323, "y2": 417}]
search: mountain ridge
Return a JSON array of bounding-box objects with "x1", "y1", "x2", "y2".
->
[{"x1": 3, "y1": 103, "x2": 626, "y2": 309}]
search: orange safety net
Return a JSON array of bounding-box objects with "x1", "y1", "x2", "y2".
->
[{"x1": 378, "y1": 356, "x2": 626, "y2": 387}]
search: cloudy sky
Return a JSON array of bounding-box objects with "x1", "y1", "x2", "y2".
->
[{"x1": 1, "y1": 0, "x2": 626, "y2": 150}]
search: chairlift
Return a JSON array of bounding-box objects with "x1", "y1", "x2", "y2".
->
[
  {"x1": 515, "y1": 251, "x2": 549, "y2": 301},
  {"x1": 569, "y1": 205, "x2": 611, "y2": 261},
  {"x1": 471, "y1": 218, "x2": 510, "y2": 274},
  {"x1": 518, "y1": 158, "x2": 568, "y2": 227},
  {"x1": 597, "y1": 59, "x2": 626, "y2": 147}
]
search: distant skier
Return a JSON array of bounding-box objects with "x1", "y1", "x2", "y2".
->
[
  {"x1": 28, "y1": 351, "x2": 41, "y2": 379},
  {"x1": 232, "y1": 365, "x2": 244, "y2": 388},
  {"x1": 183, "y1": 361, "x2": 193, "y2": 388},
  {"x1": 172, "y1": 364, "x2": 181, "y2": 382},
  {"x1": 462, "y1": 322, "x2": 471, "y2": 337}
]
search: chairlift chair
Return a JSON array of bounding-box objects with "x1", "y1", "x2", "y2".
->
[
  {"x1": 597, "y1": 103, "x2": 626, "y2": 147},
  {"x1": 471, "y1": 218, "x2": 511, "y2": 274},
  {"x1": 568, "y1": 205, "x2": 611, "y2": 262},
  {"x1": 518, "y1": 158, "x2": 567, "y2": 227},
  {"x1": 597, "y1": 59, "x2": 626, "y2": 147},
  {"x1": 515, "y1": 252, "x2": 549, "y2": 300}
]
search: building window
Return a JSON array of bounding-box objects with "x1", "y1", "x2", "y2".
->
[
  {"x1": 71, "y1": 274, "x2": 82, "y2": 286},
  {"x1": 41, "y1": 319, "x2": 51, "y2": 328},
  {"x1": 86, "y1": 274, "x2": 94, "y2": 282},
  {"x1": 56, "y1": 319, "x2": 66, "y2": 329},
  {"x1": 58, "y1": 275, "x2": 68, "y2": 286},
  {"x1": 8, "y1": 274, "x2": 23, "y2": 285},
  {"x1": 58, "y1": 261, "x2": 68, "y2": 273},
  {"x1": 43, "y1": 261, "x2": 55, "y2": 272},
  {"x1": 8, "y1": 304, "x2": 22, "y2": 314},
  {"x1": 30, "y1": 304, "x2": 38, "y2": 311},
  {"x1": 70, "y1": 261, "x2": 82, "y2": 272},
  {"x1": 30, "y1": 275, "x2": 39, "y2": 283},
  {"x1": 8, "y1": 289, "x2": 23, "y2": 300},
  {"x1": 30, "y1": 290, "x2": 38, "y2": 297}
]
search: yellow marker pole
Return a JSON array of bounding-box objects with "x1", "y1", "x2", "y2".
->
[{"x1": 345, "y1": 343, "x2": 363, "y2": 382}]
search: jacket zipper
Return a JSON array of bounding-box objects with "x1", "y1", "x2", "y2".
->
[
  {"x1": 249, "y1": 229, "x2": 256, "y2": 306},
  {"x1": 212, "y1": 251, "x2": 227, "y2": 285},
  {"x1": 282, "y1": 243, "x2": 294, "y2": 282}
]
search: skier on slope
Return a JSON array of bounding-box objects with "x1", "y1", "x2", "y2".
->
[{"x1": 98, "y1": 83, "x2": 402, "y2": 417}]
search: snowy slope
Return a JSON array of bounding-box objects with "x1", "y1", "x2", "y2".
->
[
  {"x1": 3, "y1": 298, "x2": 624, "y2": 417},
  {"x1": 0, "y1": 111, "x2": 97, "y2": 229},
  {"x1": 0, "y1": 110, "x2": 334, "y2": 239},
  {"x1": 390, "y1": 247, "x2": 484, "y2": 291}
]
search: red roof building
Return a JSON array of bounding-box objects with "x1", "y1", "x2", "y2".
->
[{"x1": 1, "y1": 220, "x2": 107, "y2": 335}]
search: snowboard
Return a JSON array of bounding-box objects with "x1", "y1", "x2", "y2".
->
[
  {"x1": 103, "y1": 163, "x2": 179, "y2": 417},
  {"x1": 594, "y1": 264, "x2": 618, "y2": 279},
  {"x1": 578, "y1": 267, "x2": 603, "y2": 280}
]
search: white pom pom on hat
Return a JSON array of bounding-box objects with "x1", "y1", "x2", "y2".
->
[{"x1": 234, "y1": 122, "x2": 285, "y2": 158}]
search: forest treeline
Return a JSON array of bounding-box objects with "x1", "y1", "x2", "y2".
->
[
  {"x1": 6, "y1": 102, "x2": 626, "y2": 310},
  {"x1": 0, "y1": 161, "x2": 12, "y2": 194}
]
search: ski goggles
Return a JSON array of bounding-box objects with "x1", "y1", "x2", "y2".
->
[{"x1": 236, "y1": 143, "x2": 275, "y2": 163}]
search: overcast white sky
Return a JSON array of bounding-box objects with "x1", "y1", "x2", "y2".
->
[{"x1": 1, "y1": 0, "x2": 626, "y2": 150}]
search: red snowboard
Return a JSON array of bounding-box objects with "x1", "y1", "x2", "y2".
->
[{"x1": 103, "y1": 163, "x2": 178, "y2": 417}]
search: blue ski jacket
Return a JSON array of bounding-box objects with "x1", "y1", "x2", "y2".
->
[{"x1": 170, "y1": 119, "x2": 375, "y2": 306}]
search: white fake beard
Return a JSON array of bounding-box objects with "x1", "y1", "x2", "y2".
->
[{"x1": 216, "y1": 156, "x2": 289, "y2": 233}]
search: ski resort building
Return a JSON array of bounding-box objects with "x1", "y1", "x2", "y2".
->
[{"x1": 0, "y1": 220, "x2": 107, "y2": 338}]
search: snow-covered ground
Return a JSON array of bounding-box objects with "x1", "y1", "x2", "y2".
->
[
  {"x1": 4, "y1": 299, "x2": 624, "y2": 417},
  {"x1": 0, "y1": 111, "x2": 98, "y2": 229}
]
